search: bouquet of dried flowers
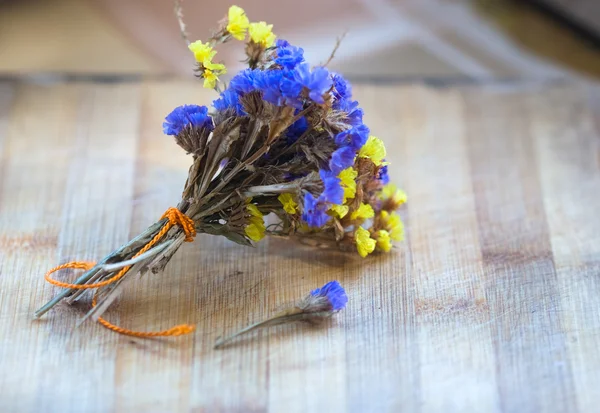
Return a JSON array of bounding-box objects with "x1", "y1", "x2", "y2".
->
[{"x1": 35, "y1": 4, "x2": 406, "y2": 338}]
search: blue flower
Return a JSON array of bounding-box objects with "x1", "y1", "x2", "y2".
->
[
  {"x1": 302, "y1": 193, "x2": 330, "y2": 227},
  {"x1": 378, "y1": 164, "x2": 390, "y2": 184},
  {"x1": 229, "y1": 69, "x2": 260, "y2": 94},
  {"x1": 331, "y1": 73, "x2": 352, "y2": 100},
  {"x1": 252, "y1": 70, "x2": 285, "y2": 106},
  {"x1": 310, "y1": 280, "x2": 348, "y2": 311},
  {"x1": 294, "y1": 63, "x2": 333, "y2": 104},
  {"x1": 163, "y1": 105, "x2": 213, "y2": 136},
  {"x1": 213, "y1": 89, "x2": 243, "y2": 114},
  {"x1": 334, "y1": 99, "x2": 364, "y2": 126},
  {"x1": 334, "y1": 124, "x2": 370, "y2": 150},
  {"x1": 329, "y1": 146, "x2": 356, "y2": 173},
  {"x1": 275, "y1": 39, "x2": 305, "y2": 69},
  {"x1": 280, "y1": 72, "x2": 304, "y2": 108},
  {"x1": 286, "y1": 116, "x2": 308, "y2": 143},
  {"x1": 319, "y1": 169, "x2": 344, "y2": 204}
]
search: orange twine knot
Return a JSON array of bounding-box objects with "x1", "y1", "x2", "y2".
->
[
  {"x1": 42, "y1": 207, "x2": 197, "y2": 338},
  {"x1": 161, "y1": 207, "x2": 196, "y2": 242}
]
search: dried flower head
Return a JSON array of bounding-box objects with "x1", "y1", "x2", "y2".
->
[
  {"x1": 215, "y1": 281, "x2": 347, "y2": 348},
  {"x1": 301, "y1": 280, "x2": 348, "y2": 312}
]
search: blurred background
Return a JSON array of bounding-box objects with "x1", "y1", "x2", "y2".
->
[{"x1": 0, "y1": 0, "x2": 599, "y2": 80}]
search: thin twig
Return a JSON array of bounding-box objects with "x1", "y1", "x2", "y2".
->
[
  {"x1": 76, "y1": 260, "x2": 148, "y2": 327},
  {"x1": 174, "y1": 0, "x2": 191, "y2": 46},
  {"x1": 322, "y1": 32, "x2": 347, "y2": 67},
  {"x1": 214, "y1": 311, "x2": 330, "y2": 349},
  {"x1": 101, "y1": 240, "x2": 173, "y2": 272},
  {"x1": 243, "y1": 182, "x2": 299, "y2": 197}
]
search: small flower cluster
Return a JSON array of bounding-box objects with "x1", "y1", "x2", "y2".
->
[
  {"x1": 164, "y1": 5, "x2": 406, "y2": 258},
  {"x1": 187, "y1": 5, "x2": 278, "y2": 89}
]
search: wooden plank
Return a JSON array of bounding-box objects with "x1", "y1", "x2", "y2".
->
[
  {"x1": 464, "y1": 85, "x2": 576, "y2": 413},
  {"x1": 0, "y1": 80, "x2": 599, "y2": 412},
  {"x1": 394, "y1": 85, "x2": 498, "y2": 412},
  {"x1": 0, "y1": 82, "x2": 81, "y2": 413},
  {"x1": 532, "y1": 85, "x2": 600, "y2": 413}
]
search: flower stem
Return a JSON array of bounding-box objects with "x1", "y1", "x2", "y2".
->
[
  {"x1": 243, "y1": 182, "x2": 298, "y2": 197},
  {"x1": 214, "y1": 310, "x2": 331, "y2": 349}
]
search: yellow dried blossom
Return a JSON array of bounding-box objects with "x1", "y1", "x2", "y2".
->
[
  {"x1": 245, "y1": 202, "x2": 265, "y2": 242},
  {"x1": 376, "y1": 230, "x2": 392, "y2": 252},
  {"x1": 201, "y1": 61, "x2": 227, "y2": 89},
  {"x1": 227, "y1": 5, "x2": 250, "y2": 40},
  {"x1": 350, "y1": 203, "x2": 375, "y2": 220},
  {"x1": 359, "y1": 136, "x2": 386, "y2": 166},
  {"x1": 380, "y1": 183, "x2": 407, "y2": 207},
  {"x1": 330, "y1": 204, "x2": 349, "y2": 218},
  {"x1": 380, "y1": 210, "x2": 404, "y2": 241},
  {"x1": 355, "y1": 227, "x2": 376, "y2": 258},
  {"x1": 338, "y1": 167, "x2": 357, "y2": 202},
  {"x1": 188, "y1": 40, "x2": 216, "y2": 64},
  {"x1": 278, "y1": 193, "x2": 298, "y2": 214},
  {"x1": 248, "y1": 21, "x2": 276, "y2": 48}
]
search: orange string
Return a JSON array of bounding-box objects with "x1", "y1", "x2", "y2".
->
[{"x1": 43, "y1": 207, "x2": 196, "y2": 338}]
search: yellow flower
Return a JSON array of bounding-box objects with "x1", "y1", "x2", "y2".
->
[
  {"x1": 380, "y1": 210, "x2": 404, "y2": 241},
  {"x1": 355, "y1": 227, "x2": 376, "y2": 258},
  {"x1": 246, "y1": 202, "x2": 262, "y2": 218},
  {"x1": 380, "y1": 183, "x2": 407, "y2": 207},
  {"x1": 245, "y1": 202, "x2": 265, "y2": 242},
  {"x1": 205, "y1": 61, "x2": 227, "y2": 74},
  {"x1": 188, "y1": 40, "x2": 216, "y2": 64},
  {"x1": 330, "y1": 204, "x2": 349, "y2": 218},
  {"x1": 350, "y1": 203, "x2": 375, "y2": 220},
  {"x1": 245, "y1": 222, "x2": 265, "y2": 242},
  {"x1": 248, "y1": 21, "x2": 276, "y2": 48},
  {"x1": 376, "y1": 230, "x2": 392, "y2": 252},
  {"x1": 338, "y1": 167, "x2": 357, "y2": 202},
  {"x1": 278, "y1": 193, "x2": 298, "y2": 214},
  {"x1": 203, "y1": 69, "x2": 218, "y2": 89},
  {"x1": 227, "y1": 5, "x2": 250, "y2": 40},
  {"x1": 359, "y1": 136, "x2": 386, "y2": 166},
  {"x1": 201, "y1": 61, "x2": 227, "y2": 89}
]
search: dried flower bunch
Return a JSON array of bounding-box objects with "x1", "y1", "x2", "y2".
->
[{"x1": 34, "y1": 5, "x2": 407, "y2": 336}]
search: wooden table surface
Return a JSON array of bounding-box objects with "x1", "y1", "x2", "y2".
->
[{"x1": 0, "y1": 79, "x2": 599, "y2": 413}]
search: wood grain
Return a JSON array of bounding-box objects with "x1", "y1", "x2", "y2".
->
[{"x1": 0, "y1": 80, "x2": 599, "y2": 413}]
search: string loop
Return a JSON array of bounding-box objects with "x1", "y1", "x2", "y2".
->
[{"x1": 42, "y1": 208, "x2": 196, "y2": 338}]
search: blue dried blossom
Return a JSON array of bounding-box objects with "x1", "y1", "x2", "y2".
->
[
  {"x1": 229, "y1": 68, "x2": 260, "y2": 94},
  {"x1": 378, "y1": 164, "x2": 390, "y2": 184},
  {"x1": 319, "y1": 169, "x2": 344, "y2": 204},
  {"x1": 213, "y1": 88, "x2": 243, "y2": 114},
  {"x1": 334, "y1": 124, "x2": 370, "y2": 150},
  {"x1": 275, "y1": 39, "x2": 305, "y2": 69},
  {"x1": 280, "y1": 73, "x2": 304, "y2": 108},
  {"x1": 329, "y1": 146, "x2": 356, "y2": 173},
  {"x1": 252, "y1": 70, "x2": 285, "y2": 106},
  {"x1": 310, "y1": 280, "x2": 348, "y2": 311},
  {"x1": 331, "y1": 73, "x2": 352, "y2": 101},
  {"x1": 293, "y1": 63, "x2": 333, "y2": 104},
  {"x1": 228, "y1": 69, "x2": 301, "y2": 108},
  {"x1": 286, "y1": 116, "x2": 308, "y2": 143},
  {"x1": 163, "y1": 105, "x2": 213, "y2": 136},
  {"x1": 334, "y1": 99, "x2": 364, "y2": 127},
  {"x1": 302, "y1": 193, "x2": 330, "y2": 228}
]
